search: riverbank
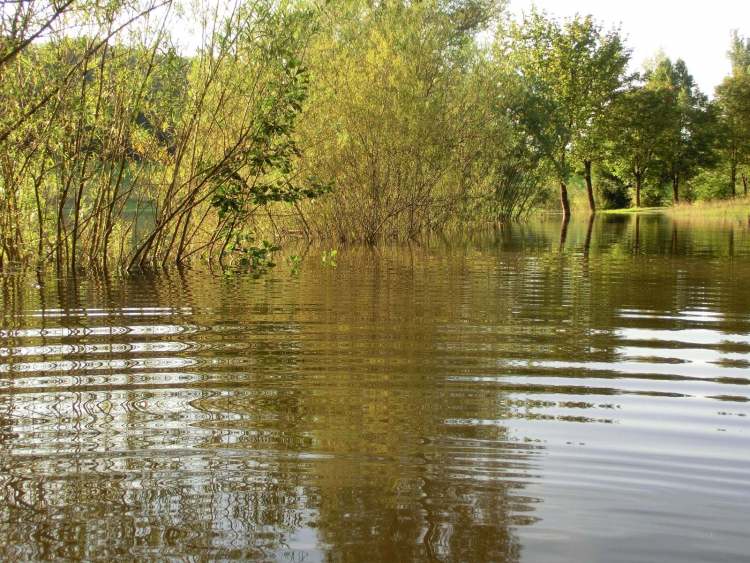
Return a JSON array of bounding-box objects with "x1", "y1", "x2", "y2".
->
[{"x1": 602, "y1": 196, "x2": 750, "y2": 221}]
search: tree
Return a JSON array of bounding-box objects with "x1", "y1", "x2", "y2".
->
[
  {"x1": 715, "y1": 32, "x2": 750, "y2": 197},
  {"x1": 603, "y1": 85, "x2": 674, "y2": 207},
  {"x1": 646, "y1": 57, "x2": 718, "y2": 203},
  {"x1": 0, "y1": 0, "x2": 328, "y2": 272},
  {"x1": 507, "y1": 11, "x2": 629, "y2": 217},
  {"x1": 297, "y1": 0, "x2": 498, "y2": 242}
]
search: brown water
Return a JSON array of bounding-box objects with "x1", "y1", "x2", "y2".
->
[{"x1": 1, "y1": 214, "x2": 749, "y2": 562}]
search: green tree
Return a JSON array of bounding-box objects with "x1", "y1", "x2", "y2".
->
[
  {"x1": 715, "y1": 32, "x2": 750, "y2": 197},
  {"x1": 603, "y1": 85, "x2": 674, "y2": 207},
  {"x1": 0, "y1": 0, "x2": 327, "y2": 272},
  {"x1": 507, "y1": 11, "x2": 629, "y2": 217},
  {"x1": 297, "y1": 0, "x2": 498, "y2": 242},
  {"x1": 646, "y1": 57, "x2": 718, "y2": 203}
]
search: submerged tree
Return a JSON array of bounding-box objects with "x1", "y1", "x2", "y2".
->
[
  {"x1": 2, "y1": 1, "x2": 750, "y2": 271},
  {"x1": 296, "y1": 0, "x2": 500, "y2": 242},
  {"x1": 0, "y1": 0, "x2": 329, "y2": 272}
]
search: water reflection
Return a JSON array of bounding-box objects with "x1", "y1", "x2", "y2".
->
[{"x1": 0, "y1": 213, "x2": 749, "y2": 561}]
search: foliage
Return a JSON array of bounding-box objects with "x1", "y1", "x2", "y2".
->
[
  {"x1": 321, "y1": 249, "x2": 338, "y2": 268},
  {"x1": 715, "y1": 34, "x2": 750, "y2": 197},
  {"x1": 601, "y1": 85, "x2": 674, "y2": 206},
  {"x1": 505, "y1": 10, "x2": 630, "y2": 214},
  {"x1": 295, "y1": 0, "x2": 504, "y2": 242},
  {"x1": 287, "y1": 253, "x2": 302, "y2": 275},
  {"x1": 225, "y1": 235, "x2": 280, "y2": 274},
  {"x1": 644, "y1": 57, "x2": 718, "y2": 203},
  {"x1": 595, "y1": 167, "x2": 631, "y2": 209},
  {"x1": 0, "y1": 0, "x2": 325, "y2": 273},
  {"x1": 1, "y1": 2, "x2": 749, "y2": 272}
]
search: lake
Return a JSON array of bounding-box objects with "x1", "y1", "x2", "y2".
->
[{"x1": 1, "y1": 213, "x2": 749, "y2": 561}]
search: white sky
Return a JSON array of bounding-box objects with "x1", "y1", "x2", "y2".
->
[{"x1": 509, "y1": 0, "x2": 750, "y2": 95}]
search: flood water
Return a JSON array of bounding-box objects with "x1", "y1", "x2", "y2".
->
[{"x1": 1, "y1": 213, "x2": 749, "y2": 561}]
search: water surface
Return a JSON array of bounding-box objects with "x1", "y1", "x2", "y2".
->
[{"x1": 1, "y1": 214, "x2": 749, "y2": 561}]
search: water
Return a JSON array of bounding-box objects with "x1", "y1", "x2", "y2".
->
[{"x1": 1, "y1": 213, "x2": 749, "y2": 561}]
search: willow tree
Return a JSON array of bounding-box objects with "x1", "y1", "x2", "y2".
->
[
  {"x1": 296, "y1": 0, "x2": 498, "y2": 242},
  {"x1": 507, "y1": 11, "x2": 629, "y2": 217},
  {"x1": 0, "y1": 0, "x2": 328, "y2": 272},
  {"x1": 0, "y1": 0, "x2": 76, "y2": 69},
  {"x1": 125, "y1": 1, "x2": 329, "y2": 271},
  {"x1": 0, "y1": 0, "x2": 169, "y2": 268}
]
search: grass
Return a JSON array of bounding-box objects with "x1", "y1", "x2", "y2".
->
[
  {"x1": 601, "y1": 206, "x2": 665, "y2": 214},
  {"x1": 667, "y1": 197, "x2": 750, "y2": 220},
  {"x1": 602, "y1": 197, "x2": 750, "y2": 221}
]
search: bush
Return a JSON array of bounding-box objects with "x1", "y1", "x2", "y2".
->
[
  {"x1": 687, "y1": 164, "x2": 741, "y2": 201},
  {"x1": 596, "y1": 168, "x2": 631, "y2": 209}
]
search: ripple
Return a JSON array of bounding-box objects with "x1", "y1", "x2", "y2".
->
[{"x1": 1, "y1": 225, "x2": 749, "y2": 561}]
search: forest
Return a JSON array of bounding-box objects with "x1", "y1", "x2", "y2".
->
[{"x1": 1, "y1": 0, "x2": 749, "y2": 273}]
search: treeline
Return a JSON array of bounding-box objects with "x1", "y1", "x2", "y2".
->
[{"x1": 0, "y1": 0, "x2": 749, "y2": 272}]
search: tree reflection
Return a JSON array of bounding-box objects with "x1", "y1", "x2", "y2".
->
[{"x1": 0, "y1": 213, "x2": 749, "y2": 559}]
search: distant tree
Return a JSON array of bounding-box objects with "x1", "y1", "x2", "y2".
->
[
  {"x1": 603, "y1": 85, "x2": 674, "y2": 207},
  {"x1": 646, "y1": 57, "x2": 718, "y2": 203},
  {"x1": 508, "y1": 11, "x2": 629, "y2": 216},
  {"x1": 715, "y1": 32, "x2": 750, "y2": 197},
  {"x1": 727, "y1": 30, "x2": 750, "y2": 74}
]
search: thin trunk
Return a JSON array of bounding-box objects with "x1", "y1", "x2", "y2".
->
[
  {"x1": 56, "y1": 166, "x2": 75, "y2": 272},
  {"x1": 730, "y1": 161, "x2": 737, "y2": 198},
  {"x1": 33, "y1": 165, "x2": 47, "y2": 261},
  {"x1": 559, "y1": 181, "x2": 571, "y2": 219},
  {"x1": 293, "y1": 201, "x2": 311, "y2": 239},
  {"x1": 174, "y1": 208, "x2": 194, "y2": 264},
  {"x1": 672, "y1": 174, "x2": 679, "y2": 204},
  {"x1": 635, "y1": 173, "x2": 642, "y2": 208},
  {"x1": 584, "y1": 159, "x2": 595, "y2": 214},
  {"x1": 742, "y1": 174, "x2": 748, "y2": 197}
]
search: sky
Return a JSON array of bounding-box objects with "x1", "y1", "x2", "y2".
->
[{"x1": 509, "y1": 0, "x2": 750, "y2": 95}]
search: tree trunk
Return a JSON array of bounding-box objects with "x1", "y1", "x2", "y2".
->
[
  {"x1": 560, "y1": 181, "x2": 571, "y2": 220},
  {"x1": 635, "y1": 174, "x2": 642, "y2": 208},
  {"x1": 584, "y1": 159, "x2": 595, "y2": 214},
  {"x1": 672, "y1": 175, "x2": 679, "y2": 204},
  {"x1": 730, "y1": 162, "x2": 737, "y2": 197},
  {"x1": 743, "y1": 174, "x2": 748, "y2": 197}
]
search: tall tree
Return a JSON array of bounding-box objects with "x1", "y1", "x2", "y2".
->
[
  {"x1": 603, "y1": 85, "x2": 674, "y2": 207},
  {"x1": 507, "y1": 11, "x2": 629, "y2": 216},
  {"x1": 297, "y1": 0, "x2": 499, "y2": 242},
  {"x1": 647, "y1": 57, "x2": 717, "y2": 203},
  {"x1": 715, "y1": 32, "x2": 750, "y2": 197}
]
